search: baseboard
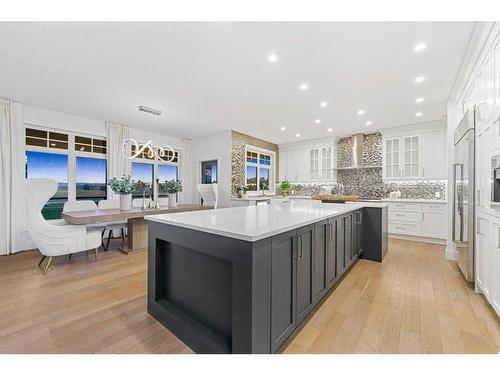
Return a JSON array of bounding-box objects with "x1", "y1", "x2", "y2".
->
[
  {"x1": 445, "y1": 247, "x2": 459, "y2": 261},
  {"x1": 388, "y1": 234, "x2": 446, "y2": 245}
]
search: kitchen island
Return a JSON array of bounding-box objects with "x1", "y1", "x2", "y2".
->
[{"x1": 145, "y1": 200, "x2": 388, "y2": 354}]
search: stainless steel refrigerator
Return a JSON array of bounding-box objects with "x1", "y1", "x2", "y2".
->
[{"x1": 452, "y1": 108, "x2": 475, "y2": 283}]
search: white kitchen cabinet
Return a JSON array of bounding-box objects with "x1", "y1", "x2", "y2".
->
[
  {"x1": 402, "y1": 135, "x2": 420, "y2": 178},
  {"x1": 279, "y1": 140, "x2": 336, "y2": 183},
  {"x1": 476, "y1": 124, "x2": 492, "y2": 209},
  {"x1": 421, "y1": 132, "x2": 445, "y2": 179},
  {"x1": 386, "y1": 200, "x2": 447, "y2": 241},
  {"x1": 491, "y1": 37, "x2": 500, "y2": 153},
  {"x1": 421, "y1": 210, "x2": 447, "y2": 239},
  {"x1": 476, "y1": 214, "x2": 492, "y2": 301},
  {"x1": 491, "y1": 217, "x2": 500, "y2": 315},
  {"x1": 383, "y1": 127, "x2": 445, "y2": 181}
]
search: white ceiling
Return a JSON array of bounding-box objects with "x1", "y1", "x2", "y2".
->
[{"x1": 0, "y1": 22, "x2": 474, "y2": 143}]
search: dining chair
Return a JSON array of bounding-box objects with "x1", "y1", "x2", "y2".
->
[
  {"x1": 197, "y1": 183, "x2": 218, "y2": 208},
  {"x1": 23, "y1": 178, "x2": 103, "y2": 274},
  {"x1": 63, "y1": 200, "x2": 106, "y2": 250},
  {"x1": 97, "y1": 199, "x2": 127, "y2": 251}
]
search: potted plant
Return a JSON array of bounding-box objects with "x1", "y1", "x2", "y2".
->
[
  {"x1": 164, "y1": 179, "x2": 183, "y2": 208},
  {"x1": 241, "y1": 185, "x2": 251, "y2": 199},
  {"x1": 108, "y1": 175, "x2": 134, "y2": 211},
  {"x1": 279, "y1": 180, "x2": 291, "y2": 197}
]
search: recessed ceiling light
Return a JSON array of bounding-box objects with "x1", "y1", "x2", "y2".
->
[
  {"x1": 357, "y1": 109, "x2": 365, "y2": 115},
  {"x1": 320, "y1": 102, "x2": 328, "y2": 108},
  {"x1": 415, "y1": 76, "x2": 425, "y2": 84},
  {"x1": 267, "y1": 53, "x2": 278, "y2": 63},
  {"x1": 415, "y1": 97, "x2": 424, "y2": 103},
  {"x1": 314, "y1": 119, "x2": 321, "y2": 124},
  {"x1": 299, "y1": 83, "x2": 308, "y2": 91},
  {"x1": 366, "y1": 121, "x2": 373, "y2": 126},
  {"x1": 280, "y1": 126, "x2": 286, "y2": 131},
  {"x1": 327, "y1": 128, "x2": 333, "y2": 132},
  {"x1": 414, "y1": 42, "x2": 427, "y2": 52},
  {"x1": 295, "y1": 133, "x2": 301, "y2": 138},
  {"x1": 415, "y1": 112, "x2": 423, "y2": 117}
]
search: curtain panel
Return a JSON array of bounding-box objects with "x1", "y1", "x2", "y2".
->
[
  {"x1": 105, "y1": 122, "x2": 131, "y2": 198},
  {"x1": 0, "y1": 98, "x2": 29, "y2": 254}
]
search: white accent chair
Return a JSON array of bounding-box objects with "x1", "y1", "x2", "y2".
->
[
  {"x1": 23, "y1": 178, "x2": 103, "y2": 274},
  {"x1": 196, "y1": 183, "x2": 218, "y2": 208},
  {"x1": 97, "y1": 199, "x2": 127, "y2": 251}
]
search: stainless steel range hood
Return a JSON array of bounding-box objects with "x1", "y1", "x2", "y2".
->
[{"x1": 351, "y1": 133, "x2": 364, "y2": 168}]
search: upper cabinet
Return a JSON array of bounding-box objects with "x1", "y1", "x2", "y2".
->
[
  {"x1": 382, "y1": 122, "x2": 445, "y2": 180},
  {"x1": 279, "y1": 139, "x2": 336, "y2": 182}
]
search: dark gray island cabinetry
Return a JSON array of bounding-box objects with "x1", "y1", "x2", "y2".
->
[{"x1": 145, "y1": 201, "x2": 388, "y2": 354}]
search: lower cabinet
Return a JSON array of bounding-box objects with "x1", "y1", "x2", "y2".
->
[
  {"x1": 270, "y1": 225, "x2": 314, "y2": 352},
  {"x1": 270, "y1": 210, "x2": 367, "y2": 352}
]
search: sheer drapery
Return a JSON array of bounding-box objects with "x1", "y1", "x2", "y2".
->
[
  {"x1": 105, "y1": 122, "x2": 131, "y2": 198},
  {"x1": 0, "y1": 98, "x2": 30, "y2": 254}
]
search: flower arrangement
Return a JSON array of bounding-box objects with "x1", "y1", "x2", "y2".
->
[
  {"x1": 107, "y1": 175, "x2": 134, "y2": 194},
  {"x1": 164, "y1": 179, "x2": 183, "y2": 194}
]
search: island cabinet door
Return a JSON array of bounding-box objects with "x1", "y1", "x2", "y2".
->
[
  {"x1": 296, "y1": 224, "x2": 315, "y2": 324},
  {"x1": 336, "y1": 215, "x2": 346, "y2": 277},
  {"x1": 270, "y1": 229, "x2": 297, "y2": 352},
  {"x1": 326, "y1": 219, "x2": 337, "y2": 287},
  {"x1": 313, "y1": 220, "x2": 329, "y2": 303}
]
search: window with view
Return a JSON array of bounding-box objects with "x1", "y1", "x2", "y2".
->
[
  {"x1": 245, "y1": 149, "x2": 272, "y2": 192},
  {"x1": 131, "y1": 162, "x2": 154, "y2": 197},
  {"x1": 158, "y1": 164, "x2": 178, "y2": 196},
  {"x1": 76, "y1": 157, "x2": 107, "y2": 203},
  {"x1": 25, "y1": 151, "x2": 68, "y2": 220},
  {"x1": 25, "y1": 127, "x2": 107, "y2": 219}
]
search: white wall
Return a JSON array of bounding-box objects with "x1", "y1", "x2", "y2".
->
[{"x1": 190, "y1": 131, "x2": 232, "y2": 208}]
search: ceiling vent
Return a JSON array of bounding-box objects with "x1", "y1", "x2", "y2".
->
[{"x1": 138, "y1": 106, "x2": 162, "y2": 116}]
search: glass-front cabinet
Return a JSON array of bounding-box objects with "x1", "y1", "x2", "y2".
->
[
  {"x1": 309, "y1": 146, "x2": 334, "y2": 181},
  {"x1": 383, "y1": 135, "x2": 420, "y2": 179}
]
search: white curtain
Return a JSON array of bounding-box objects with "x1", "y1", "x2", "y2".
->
[
  {"x1": 105, "y1": 122, "x2": 131, "y2": 198},
  {"x1": 0, "y1": 98, "x2": 29, "y2": 255},
  {"x1": 180, "y1": 139, "x2": 193, "y2": 204}
]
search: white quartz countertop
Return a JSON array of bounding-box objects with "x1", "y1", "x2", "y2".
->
[
  {"x1": 381, "y1": 198, "x2": 447, "y2": 204},
  {"x1": 145, "y1": 200, "x2": 387, "y2": 242}
]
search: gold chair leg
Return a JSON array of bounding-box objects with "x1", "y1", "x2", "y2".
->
[
  {"x1": 42, "y1": 256, "x2": 53, "y2": 275},
  {"x1": 95, "y1": 248, "x2": 99, "y2": 262},
  {"x1": 38, "y1": 255, "x2": 47, "y2": 266}
]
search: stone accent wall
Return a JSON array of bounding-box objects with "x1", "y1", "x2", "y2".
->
[{"x1": 231, "y1": 131, "x2": 279, "y2": 197}]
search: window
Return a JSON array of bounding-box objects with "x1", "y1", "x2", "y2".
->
[
  {"x1": 76, "y1": 157, "x2": 107, "y2": 202},
  {"x1": 25, "y1": 151, "x2": 68, "y2": 220},
  {"x1": 245, "y1": 149, "x2": 273, "y2": 193},
  {"x1": 25, "y1": 126, "x2": 107, "y2": 218},
  {"x1": 131, "y1": 162, "x2": 154, "y2": 197},
  {"x1": 158, "y1": 164, "x2": 178, "y2": 196}
]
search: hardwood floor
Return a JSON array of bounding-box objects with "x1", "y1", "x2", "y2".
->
[{"x1": 0, "y1": 239, "x2": 498, "y2": 354}]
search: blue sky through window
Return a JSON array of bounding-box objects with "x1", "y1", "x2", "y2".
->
[
  {"x1": 76, "y1": 157, "x2": 106, "y2": 183},
  {"x1": 26, "y1": 151, "x2": 68, "y2": 182}
]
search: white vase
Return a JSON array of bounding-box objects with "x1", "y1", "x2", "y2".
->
[
  {"x1": 119, "y1": 193, "x2": 132, "y2": 211},
  {"x1": 168, "y1": 193, "x2": 177, "y2": 208}
]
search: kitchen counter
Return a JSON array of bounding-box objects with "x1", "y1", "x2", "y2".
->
[
  {"x1": 146, "y1": 199, "x2": 388, "y2": 242},
  {"x1": 381, "y1": 198, "x2": 447, "y2": 203},
  {"x1": 145, "y1": 200, "x2": 388, "y2": 354}
]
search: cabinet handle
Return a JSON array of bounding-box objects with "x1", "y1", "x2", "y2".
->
[
  {"x1": 497, "y1": 226, "x2": 500, "y2": 248},
  {"x1": 395, "y1": 213, "x2": 406, "y2": 217},
  {"x1": 395, "y1": 226, "x2": 406, "y2": 230},
  {"x1": 422, "y1": 212, "x2": 425, "y2": 221},
  {"x1": 356, "y1": 212, "x2": 362, "y2": 224},
  {"x1": 477, "y1": 218, "x2": 481, "y2": 235},
  {"x1": 297, "y1": 234, "x2": 304, "y2": 259},
  {"x1": 292, "y1": 236, "x2": 299, "y2": 259}
]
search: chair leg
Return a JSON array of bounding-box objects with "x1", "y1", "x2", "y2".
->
[
  {"x1": 69, "y1": 253, "x2": 72, "y2": 259},
  {"x1": 95, "y1": 248, "x2": 99, "y2": 262},
  {"x1": 42, "y1": 256, "x2": 53, "y2": 275},
  {"x1": 101, "y1": 229, "x2": 106, "y2": 250},
  {"x1": 38, "y1": 255, "x2": 47, "y2": 266},
  {"x1": 105, "y1": 230, "x2": 111, "y2": 251},
  {"x1": 121, "y1": 228, "x2": 125, "y2": 242}
]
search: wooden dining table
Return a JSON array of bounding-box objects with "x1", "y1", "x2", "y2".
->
[{"x1": 62, "y1": 204, "x2": 212, "y2": 254}]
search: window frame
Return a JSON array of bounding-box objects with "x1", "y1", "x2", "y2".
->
[
  {"x1": 24, "y1": 124, "x2": 107, "y2": 202},
  {"x1": 244, "y1": 145, "x2": 275, "y2": 195}
]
